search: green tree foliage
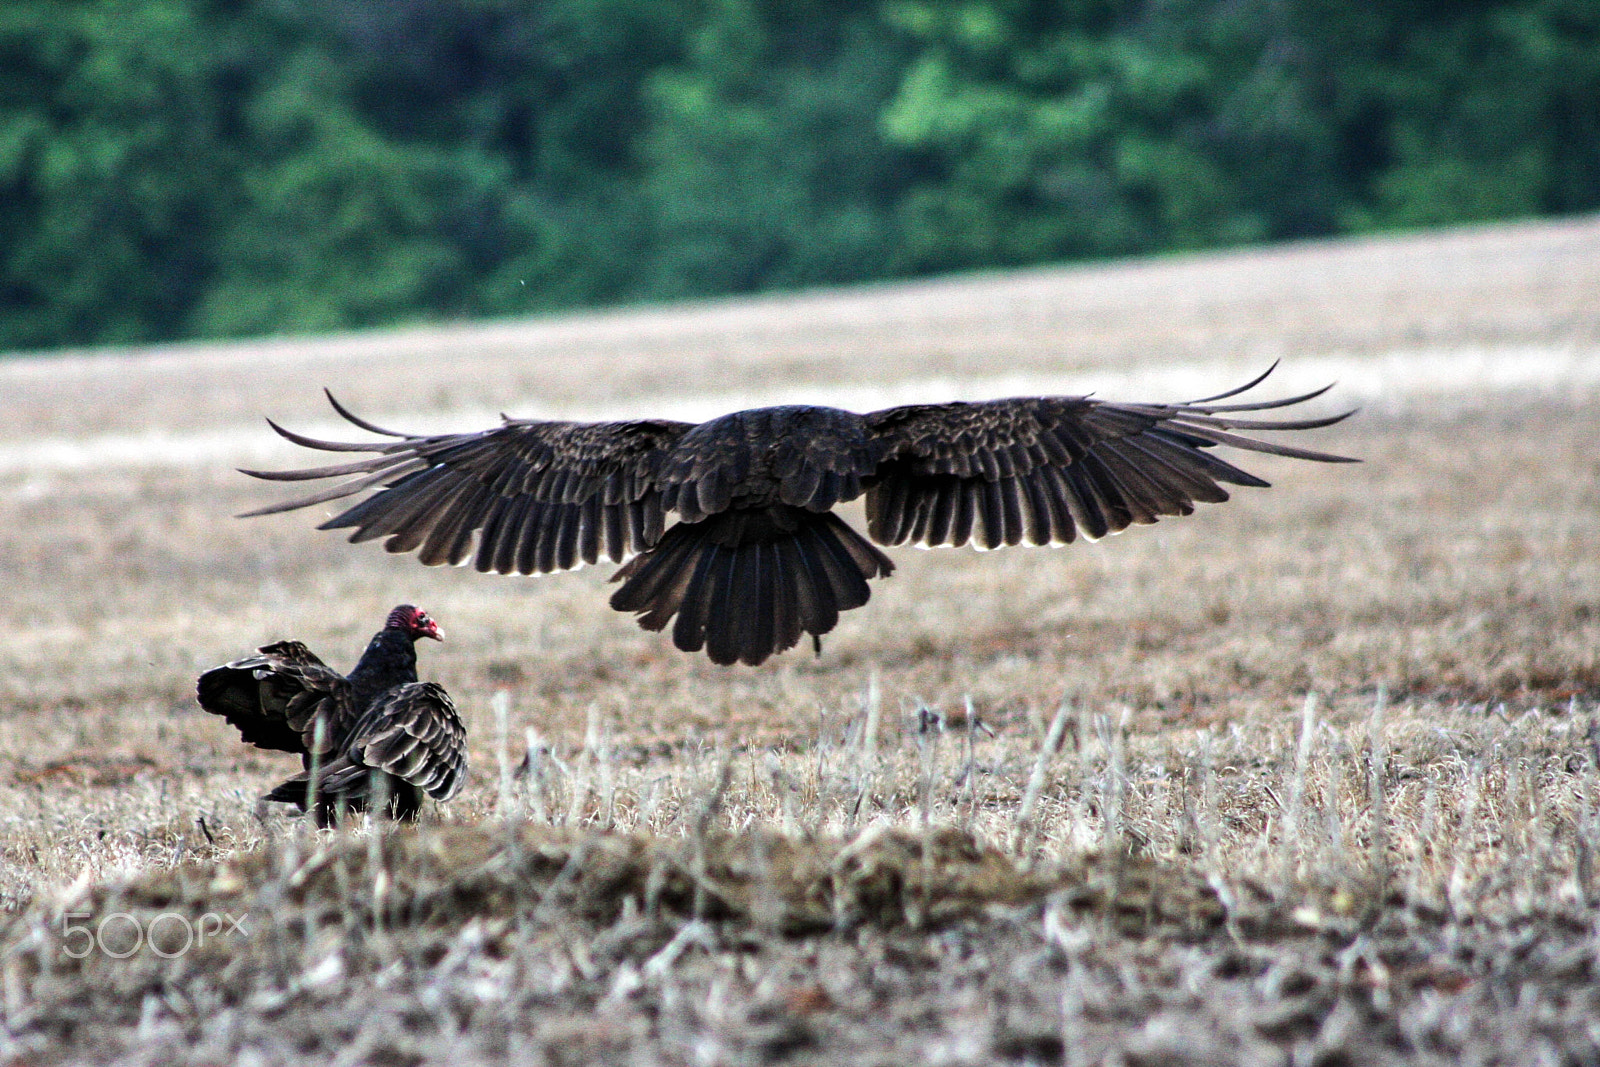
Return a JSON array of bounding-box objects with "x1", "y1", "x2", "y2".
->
[
  {"x1": 193, "y1": 0, "x2": 693, "y2": 333},
  {"x1": 635, "y1": 1, "x2": 916, "y2": 298},
  {"x1": 1331, "y1": 0, "x2": 1600, "y2": 229},
  {"x1": 1, "y1": 0, "x2": 1596, "y2": 352},
  {"x1": 0, "y1": 2, "x2": 240, "y2": 347},
  {"x1": 879, "y1": 0, "x2": 1600, "y2": 271}
]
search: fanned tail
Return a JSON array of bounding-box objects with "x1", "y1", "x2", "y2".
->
[
  {"x1": 609, "y1": 507, "x2": 894, "y2": 666},
  {"x1": 263, "y1": 766, "x2": 423, "y2": 826},
  {"x1": 262, "y1": 772, "x2": 342, "y2": 827}
]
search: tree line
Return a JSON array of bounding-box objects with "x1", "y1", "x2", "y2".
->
[{"x1": 3, "y1": 0, "x2": 1596, "y2": 352}]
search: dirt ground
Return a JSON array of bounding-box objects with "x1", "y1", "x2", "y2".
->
[{"x1": 1, "y1": 217, "x2": 1598, "y2": 1064}]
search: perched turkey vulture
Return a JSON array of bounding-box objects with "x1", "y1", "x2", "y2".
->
[
  {"x1": 196, "y1": 605, "x2": 466, "y2": 825},
  {"x1": 241, "y1": 366, "x2": 1355, "y2": 666}
]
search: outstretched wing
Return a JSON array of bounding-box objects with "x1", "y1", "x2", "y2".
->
[
  {"x1": 320, "y1": 682, "x2": 467, "y2": 802},
  {"x1": 240, "y1": 392, "x2": 693, "y2": 574},
  {"x1": 864, "y1": 365, "x2": 1356, "y2": 549},
  {"x1": 195, "y1": 640, "x2": 358, "y2": 758}
]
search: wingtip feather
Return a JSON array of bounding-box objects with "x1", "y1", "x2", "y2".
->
[{"x1": 324, "y1": 389, "x2": 415, "y2": 438}]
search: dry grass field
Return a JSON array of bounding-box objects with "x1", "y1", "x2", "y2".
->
[{"x1": 1, "y1": 217, "x2": 1599, "y2": 1064}]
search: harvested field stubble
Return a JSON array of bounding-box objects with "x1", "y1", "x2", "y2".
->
[
  {"x1": 3, "y1": 218, "x2": 1600, "y2": 1063},
  {"x1": 6, "y1": 706, "x2": 1600, "y2": 1065}
]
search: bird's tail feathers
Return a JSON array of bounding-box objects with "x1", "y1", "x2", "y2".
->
[
  {"x1": 263, "y1": 772, "x2": 344, "y2": 827},
  {"x1": 610, "y1": 508, "x2": 893, "y2": 666},
  {"x1": 263, "y1": 773, "x2": 310, "y2": 809},
  {"x1": 264, "y1": 764, "x2": 420, "y2": 825}
]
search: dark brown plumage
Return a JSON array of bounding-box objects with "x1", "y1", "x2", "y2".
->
[
  {"x1": 196, "y1": 605, "x2": 467, "y2": 825},
  {"x1": 241, "y1": 366, "x2": 1355, "y2": 666}
]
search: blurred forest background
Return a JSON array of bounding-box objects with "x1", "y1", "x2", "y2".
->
[{"x1": 3, "y1": 0, "x2": 1597, "y2": 353}]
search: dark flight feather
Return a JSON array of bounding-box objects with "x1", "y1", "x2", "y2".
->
[{"x1": 242, "y1": 366, "x2": 1355, "y2": 665}]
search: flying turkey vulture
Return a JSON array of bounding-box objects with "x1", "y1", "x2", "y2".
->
[
  {"x1": 196, "y1": 605, "x2": 467, "y2": 825},
  {"x1": 240, "y1": 366, "x2": 1355, "y2": 667}
]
